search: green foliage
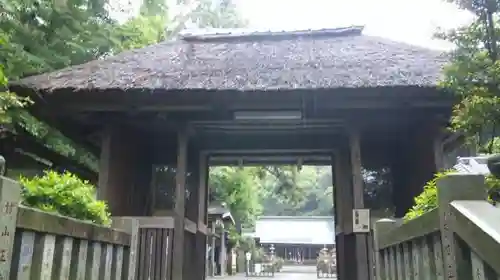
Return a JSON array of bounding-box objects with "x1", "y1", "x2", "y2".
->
[
  {"x1": 1, "y1": 0, "x2": 251, "y2": 229},
  {"x1": 404, "y1": 170, "x2": 500, "y2": 221},
  {"x1": 191, "y1": 0, "x2": 248, "y2": 28},
  {"x1": 0, "y1": 0, "x2": 248, "y2": 175},
  {"x1": 116, "y1": 15, "x2": 168, "y2": 51},
  {"x1": 140, "y1": 0, "x2": 168, "y2": 17},
  {"x1": 479, "y1": 136, "x2": 500, "y2": 153},
  {"x1": 403, "y1": 171, "x2": 452, "y2": 221},
  {"x1": 20, "y1": 170, "x2": 111, "y2": 225},
  {"x1": 439, "y1": 1, "x2": 500, "y2": 149},
  {"x1": 0, "y1": 33, "x2": 32, "y2": 125},
  {"x1": 1, "y1": 0, "x2": 120, "y2": 78},
  {"x1": 210, "y1": 167, "x2": 263, "y2": 228},
  {"x1": 0, "y1": 0, "x2": 121, "y2": 171},
  {"x1": 259, "y1": 166, "x2": 334, "y2": 216}
]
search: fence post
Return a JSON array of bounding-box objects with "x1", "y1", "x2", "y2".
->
[
  {"x1": 0, "y1": 176, "x2": 22, "y2": 280},
  {"x1": 436, "y1": 174, "x2": 487, "y2": 280},
  {"x1": 112, "y1": 217, "x2": 140, "y2": 280},
  {"x1": 373, "y1": 218, "x2": 397, "y2": 280}
]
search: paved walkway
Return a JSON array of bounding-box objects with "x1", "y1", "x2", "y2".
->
[{"x1": 209, "y1": 266, "x2": 336, "y2": 280}]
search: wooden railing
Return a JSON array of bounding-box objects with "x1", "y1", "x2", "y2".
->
[
  {"x1": 0, "y1": 177, "x2": 131, "y2": 280},
  {"x1": 112, "y1": 216, "x2": 175, "y2": 280},
  {"x1": 0, "y1": 176, "x2": 202, "y2": 280},
  {"x1": 372, "y1": 174, "x2": 500, "y2": 280}
]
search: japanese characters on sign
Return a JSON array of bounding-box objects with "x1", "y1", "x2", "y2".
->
[{"x1": 352, "y1": 209, "x2": 370, "y2": 233}]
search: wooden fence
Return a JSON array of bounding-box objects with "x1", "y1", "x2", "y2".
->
[
  {"x1": 372, "y1": 174, "x2": 500, "y2": 280},
  {"x1": 0, "y1": 176, "x2": 203, "y2": 280},
  {"x1": 112, "y1": 216, "x2": 176, "y2": 280},
  {"x1": 0, "y1": 176, "x2": 131, "y2": 280}
]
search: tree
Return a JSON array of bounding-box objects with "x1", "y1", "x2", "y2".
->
[
  {"x1": 0, "y1": 0, "x2": 127, "y2": 171},
  {"x1": 259, "y1": 166, "x2": 334, "y2": 216},
  {"x1": 117, "y1": 15, "x2": 169, "y2": 50},
  {"x1": 140, "y1": 0, "x2": 168, "y2": 17},
  {"x1": 0, "y1": 34, "x2": 31, "y2": 126},
  {"x1": 0, "y1": 0, "x2": 248, "y2": 174},
  {"x1": 440, "y1": 0, "x2": 500, "y2": 151},
  {"x1": 1, "y1": 0, "x2": 120, "y2": 78},
  {"x1": 190, "y1": 0, "x2": 248, "y2": 28},
  {"x1": 209, "y1": 167, "x2": 262, "y2": 228}
]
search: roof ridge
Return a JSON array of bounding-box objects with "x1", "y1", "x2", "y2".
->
[{"x1": 179, "y1": 26, "x2": 364, "y2": 43}]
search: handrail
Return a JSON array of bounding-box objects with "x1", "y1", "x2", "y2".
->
[
  {"x1": 450, "y1": 200, "x2": 500, "y2": 274},
  {"x1": 371, "y1": 174, "x2": 500, "y2": 280},
  {"x1": 377, "y1": 209, "x2": 439, "y2": 250}
]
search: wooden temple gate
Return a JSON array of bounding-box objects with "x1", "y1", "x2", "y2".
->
[{"x1": 10, "y1": 27, "x2": 455, "y2": 280}]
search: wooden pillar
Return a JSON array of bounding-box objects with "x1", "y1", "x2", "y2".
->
[
  {"x1": 211, "y1": 223, "x2": 216, "y2": 276},
  {"x1": 194, "y1": 153, "x2": 208, "y2": 280},
  {"x1": 348, "y1": 129, "x2": 370, "y2": 280},
  {"x1": 172, "y1": 129, "x2": 188, "y2": 280},
  {"x1": 333, "y1": 148, "x2": 355, "y2": 280},
  {"x1": 98, "y1": 125, "x2": 141, "y2": 216},
  {"x1": 392, "y1": 123, "x2": 443, "y2": 217}
]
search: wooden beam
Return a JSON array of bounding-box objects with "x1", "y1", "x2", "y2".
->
[
  {"x1": 204, "y1": 149, "x2": 333, "y2": 155},
  {"x1": 208, "y1": 154, "x2": 331, "y2": 166},
  {"x1": 62, "y1": 104, "x2": 213, "y2": 113},
  {"x1": 195, "y1": 133, "x2": 345, "y2": 151},
  {"x1": 151, "y1": 134, "x2": 343, "y2": 164},
  {"x1": 46, "y1": 95, "x2": 453, "y2": 113}
]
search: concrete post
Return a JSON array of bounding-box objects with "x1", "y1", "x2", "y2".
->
[
  {"x1": 437, "y1": 174, "x2": 487, "y2": 280},
  {"x1": 372, "y1": 219, "x2": 398, "y2": 280}
]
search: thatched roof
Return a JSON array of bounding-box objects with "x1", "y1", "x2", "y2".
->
[{"x1": 18, "y1": 26, "x2": 449, "y2": 92}]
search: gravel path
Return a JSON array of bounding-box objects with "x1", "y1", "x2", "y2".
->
[{"x1": 209, "y1": 266, "x2": 337, "y2": 280}]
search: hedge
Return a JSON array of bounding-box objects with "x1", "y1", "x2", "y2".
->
[
  {"x1": 404, "y1": 170, "x2": 500, "y2": 221},
  {"x1": 20, "y1": 170, "x2": 111, "y2": 226}
]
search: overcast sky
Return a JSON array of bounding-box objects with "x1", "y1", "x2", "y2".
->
[
  {"x1": 234, "y1": 0, "x2": 474, "y2": 49},
  {"x1": 112, "y1": 0, "x2": 475, "y2": 49}
]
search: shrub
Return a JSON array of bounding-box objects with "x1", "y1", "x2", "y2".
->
[
  {"x1": 20, "y1": 170, "x2": 111, "y2": 226},
  {"x1": 403, "y1": 171, "x2": 451, "y2": 221},
  {"x1": 404, "y1": 170, "x2": 500, "y2": 221}
]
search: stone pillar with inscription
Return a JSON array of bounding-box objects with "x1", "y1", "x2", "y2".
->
[
  {"x1": 0, "y1": 176, "x2": 22, "y2": 280},
  {"x1": 437, "y1": 174, "x2": 486, "y2": 279}
]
